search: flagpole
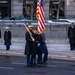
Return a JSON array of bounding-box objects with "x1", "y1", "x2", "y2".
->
[{"x1": 24, "y1": 24, "x2": 35, "y2": 41}]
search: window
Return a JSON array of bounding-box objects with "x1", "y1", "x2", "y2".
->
[
  {"x1": 23, "y1": 0, "x2": 37, "y2": 20},
  {"x1": 0, "y1": 0, "x2": 11, "y2": 19},
  {"x1": 49, "y1": 0, "x2": 65, "y2": 19}
]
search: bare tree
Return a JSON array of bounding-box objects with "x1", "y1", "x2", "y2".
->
[
  {"x1": 56, "y1": 0, "x2": 64, "y2": 20},
  {"x1": 50, "y1": 0, "x2": 64, "y2": 20}
]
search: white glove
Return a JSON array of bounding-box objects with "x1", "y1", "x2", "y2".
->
[
  {"x1": 32, "y1": 39, "x2": 35, "y2": 41},
  {"x1": 38, "y1": 43, "x2": 40, "y2": 46}
]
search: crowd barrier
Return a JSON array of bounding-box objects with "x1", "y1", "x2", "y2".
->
[{"x1": 0, "y1": 20, "x2": 71, "y2": 26}]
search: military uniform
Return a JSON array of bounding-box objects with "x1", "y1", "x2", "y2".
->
[
  {"x1": 25, "y1": 31, "x2": 37, "y2": 66},
  {"x1": 37, "y1": 33, "x2": 48, "y2": 64}
]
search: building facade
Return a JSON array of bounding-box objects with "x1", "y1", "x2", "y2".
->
[
  {"x1": 0, "y1": 0, "x2": 75, "y2": 19},
  {"x1": 0, "y1": 0, "x2": 11, "y2": 18}
]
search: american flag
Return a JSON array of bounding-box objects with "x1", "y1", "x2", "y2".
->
[{"x1": 36, "y1": 0, "x2": 46, "y2": 34}]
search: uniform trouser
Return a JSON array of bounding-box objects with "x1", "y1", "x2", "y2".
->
[
  {"x1": 6, "y1": 45, "x2": 10, "y2": 50},
  {"x1": 70, "y1": 43, "x2": 75, "y2": 50},
  {"x1": 43, "y1": 53, "x2": 48, "y2": 63},
  {"x1": 30, "y1": 55, "x2": 36, "y2": 64},
  {"x1": 41, "y1": 43, "x2": 48, "y2": 63},
  {"x1": 37, "y1": 54, "x2": 42, "y2": 64},
  {"x1": 26, "y1": 55, "x2": 30, "y2": 65}
]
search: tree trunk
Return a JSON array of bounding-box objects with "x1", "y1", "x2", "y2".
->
[{"x1": 56, "y1": 8, "x2": 59, "y2": 20}]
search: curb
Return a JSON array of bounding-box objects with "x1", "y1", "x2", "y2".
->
[
  {"x1": 48, "y1": 55, "x2": 75, "y2": 61},
  {"x1": 0, "y1": 51, "x2": 24, "y2": 56},
  {"x1": 0, "y1": 51, "x2": 75, "y2": 61}
]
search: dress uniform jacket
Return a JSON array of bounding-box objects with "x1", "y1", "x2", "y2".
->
[
  {"x1": 24, "y1": 31, "x2": 38, "y2": 55},
  {"x1": 38, "y1": 33, "x2": 48, "y2": 54},
  {"x1": 68, "y1": 26, "x2": 75, "y2": 43},
  {"x1": 4, "y1": 31, "x2": 11, "y2": 45}
]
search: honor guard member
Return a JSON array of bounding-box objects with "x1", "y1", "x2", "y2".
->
[
  {"x1": 38, "y1": 33, "x2": 48, "y2": 65},
  {"x1": 4, "y1": 27, "x2": 11, "y2": 50},
  {"x1": 31, "y1": 26, "x2": 42, "y2": 65},
  {"x1": 33, "y1": 27, "x2": 48, "y2": 65},
  {"x1": 68, "y1": 23, "x2": 75, "y2": 50},
  {"x1": 30, "y1": 27, "x2": 39, "y2": 66},
  {"x1": 24, "y1": 25, "x2": 37, "y2": 66}
]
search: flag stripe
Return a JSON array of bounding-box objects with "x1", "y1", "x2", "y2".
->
[
  {"x1": 36, "y1": 0, "x2": 45, "y2": 34},
  {"x1": 39, "y1": 5, "x2": 45, "y2": 28},
  {"x1": 38, "y1": 17, "x2": 44, "y2": 30},
  {"x1": 38, "y1": 21, "x2": 43, "y2": 31}
]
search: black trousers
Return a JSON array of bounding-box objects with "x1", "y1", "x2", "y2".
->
[
  {"x1": 43, "y1": 53, "x2": 48, "y2": 63},
  {"x1": 30, "y1": 55, "x2": 36, "y2": 64},
  {"x1": 6, "y1": 45, "x2": 10, "y2": 50},
  {"x1": 70, "y1": 43, "x2": 75, "y2": 50}
]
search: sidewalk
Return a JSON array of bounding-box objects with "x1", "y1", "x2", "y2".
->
[{"x1": 0, "y1": 38, "x2": 75, "y2": 60}]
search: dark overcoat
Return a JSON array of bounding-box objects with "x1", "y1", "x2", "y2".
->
[
  {"x1": 38, "y1": 33, "x2": 48, "y2": 54},
  {"x1": 32, "y1": 33, "x2": 39, "y2": 54},
  {"x1": 4, "y1": 31, "x2": 11, "y2": 45},
  {"x1": 0, "y1": 29, "x2": 1, "y2": 39},
  {"x1": 24, "y1": 31, "x2": 38, "y2": 55},
  {"x1": 68, "y1": 26, "x2": 75, "y2": 43}
]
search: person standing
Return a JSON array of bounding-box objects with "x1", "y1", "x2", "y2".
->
[
  {"x1": 38, "y1": 33, "x2": 48, "y2": 65},
  {"x1": 4, "y1": 27, "x2": 11, "y2": 50},
  {"x1": 37, "y1": 34, "x2": 43, "y2": 65},
  {"x1": 68, "y1": 23, "x2": 75, "y2": 50},
  {"x1": 24, "y1": 26, "x2": 37, "y2": 66},
  {"x1": 30, "y1": 27, "x2": 39, "y2": 66},
  {"x1": 0, "y1": 29, "x2": 1, "y2": 39},
  {"x1": 10, "y1": 16, "x2": 15, "y2": 20},
  {"x1": 31, "y1": 26, "x2": 42, "y2": 65},
  {"x1": 33, "y1": 27, "x2": 48, "y2": 65}
]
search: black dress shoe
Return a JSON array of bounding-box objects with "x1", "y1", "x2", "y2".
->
[
  {"x1": 6, "y1": 49, "x2": 8, "y2": 50},
  {"x1": 26, "y1": 64, "x2": 31, "y2": 67},
  {"x1": 42, "y1": 62, "x2": 48, "y2": 65},
  {"x1": 71, "y1": 49, "x2": 74, "y2": 51}
]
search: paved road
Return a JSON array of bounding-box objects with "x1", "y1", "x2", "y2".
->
[{"x1": 0, "y1": 56, "x2": 75, "y2": 75}]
